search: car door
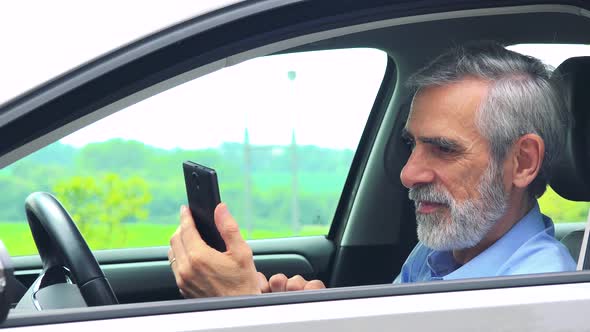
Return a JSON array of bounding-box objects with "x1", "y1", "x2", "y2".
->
[
  {"x1": 1, "y1": 0, "x2": 398, "y2": 306},
  {"x1": 4, "y1": 0, "x2": 590, "y2": 330}
]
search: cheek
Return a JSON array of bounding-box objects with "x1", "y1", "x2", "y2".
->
[{"x1": 438, "y1": 163, "x2": 488, "y2": 201}]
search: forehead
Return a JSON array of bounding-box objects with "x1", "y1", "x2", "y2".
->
[{"x1": 405, "y1": 78, "x2": 490, "y2": 139}]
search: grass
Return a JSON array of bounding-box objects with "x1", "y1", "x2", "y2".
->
[
  {"x1": 1, "y1": 223, "x2": 37, "y2": 257},
  {"x1": 0, "y1": 222, "x2": 329, "y2": 256}
]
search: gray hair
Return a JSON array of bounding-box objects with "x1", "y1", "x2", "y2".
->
[{"x1": 407, "y1": 42, "x2": 570, "y2": 198}]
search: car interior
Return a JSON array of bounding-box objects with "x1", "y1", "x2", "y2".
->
[{"x1": 3, "y1": 0, "x2": 590, "y2": 326}]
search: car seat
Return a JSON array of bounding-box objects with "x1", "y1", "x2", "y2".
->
[{"x1": 550, "y1": 56, "x2": 590, "y2": 263}]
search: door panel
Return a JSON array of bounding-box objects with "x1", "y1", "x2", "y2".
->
[
  {"x1": 104, "y1": 254, "x2": 318, "y2": 303},
  {"x1": 12, "y1": 236, "x2": 335, "y2": 303},
  {"x1": 5, "y1": 281, "x2": 590, "y2": 330}
]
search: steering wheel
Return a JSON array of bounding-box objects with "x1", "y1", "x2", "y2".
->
[{"x1": 22, "y1": 192, "x2": 118, "y2": 309}]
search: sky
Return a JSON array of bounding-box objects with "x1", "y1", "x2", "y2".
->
[
  {"x1": 2, "y1": 2, "x2": 590, "y2": 150},
  {"x1": 0, "y1": 0, "x2": 385, "y2": 150},
  {"x1": 56, "y1": 48, "x2": 387, "y2": 150},
  {"x1": 0, "y1": 1, "x2": 241, "y2": 105}
]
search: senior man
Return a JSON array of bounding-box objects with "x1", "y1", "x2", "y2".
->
[{"x1": 168, "y1": 42, "x2": 576, "y2": 297}]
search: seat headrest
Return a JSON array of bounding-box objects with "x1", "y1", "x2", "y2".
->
[{"x1": 550, "y1": 57, "x2": 590, "y2": 201}]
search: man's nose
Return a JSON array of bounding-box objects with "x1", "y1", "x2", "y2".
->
[{"x1": 400, "y1": 148, "x2": 435, "y2": 189}]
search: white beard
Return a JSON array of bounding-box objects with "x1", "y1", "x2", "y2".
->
[{"x1": 409, "y1": 161, "x2": 508, "y2": 251}]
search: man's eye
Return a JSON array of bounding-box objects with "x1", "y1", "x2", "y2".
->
[{"x1": 436, "y1": 145, "x2": 455, "y2": 154}]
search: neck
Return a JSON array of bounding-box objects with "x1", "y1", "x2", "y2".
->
[{"x1": 452, "y1": 192, "x2": 534, "y2": 265}]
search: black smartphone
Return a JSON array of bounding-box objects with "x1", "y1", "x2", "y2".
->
[{"x1": 182, "y1": 161, "x2": 226, "y2": 252}]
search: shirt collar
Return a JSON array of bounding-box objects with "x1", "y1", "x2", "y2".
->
[{"x1": 426, "y1": 202, "x2": 549, "y2": 280}]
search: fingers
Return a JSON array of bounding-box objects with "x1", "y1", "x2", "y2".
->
[
  {"x1": 179, "y1": 205, "x2": 208, "y2": 252},
  {"x1": 167, "y1": 247, "x2": 177, "y2": 276},
  {"x1": 269, "y1": 273, "x2": 288, "y2": 292},
  {"x1": 170, "y1": 227, "x2": 189, "y2": 269},
  {"x1": 169, "y1": 227, "x2": 193, "y2": 297},
  {"x1": 171, "y1": 245, "x2": 188, "y2": 299},
  {"x1": 170, "y1": 206, "x2": 216, "y2": 298},
  {"x1": 214, "y1": 203, "x2": 250, "y2": 258},
  {"x1": 257, "y1": 272, "x2": 270, "y2": 293},
  {"x1": 303, "y1": 279, "x2": 326, "y2": 290},
  {"x1": 286, "y1": 275, "x2": 307, "y2": 292},
  {"x1": 268, "y1": 274, "x2": 325, "y2": 293}
]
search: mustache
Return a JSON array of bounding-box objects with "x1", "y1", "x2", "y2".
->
[{"x1": 408, "y1": 184, "x2": 452, "y2": 205}]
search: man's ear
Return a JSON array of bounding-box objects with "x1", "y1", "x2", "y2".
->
[{"x1": 511, "y1": 134, "x2": 545, "y2": 189}]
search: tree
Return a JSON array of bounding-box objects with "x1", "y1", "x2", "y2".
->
[{"x1": 52, "y1": 173, "x2": 152, "y2": 249}]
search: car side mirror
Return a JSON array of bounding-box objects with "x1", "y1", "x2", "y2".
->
[{"x1": 0, "y1": 241, "x2": 14, "y2": 323}]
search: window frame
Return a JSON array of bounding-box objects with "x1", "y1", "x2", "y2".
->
[{"x1": 5, "y1": 270, "x2": 590, "y2": 328}]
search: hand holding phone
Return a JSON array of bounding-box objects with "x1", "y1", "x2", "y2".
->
[{"x1": 182, "y1": 161, "x2": 226, "y2": 252}]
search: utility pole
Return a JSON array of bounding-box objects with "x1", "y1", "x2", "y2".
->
[
  {"x1": 288, "y1": 70, "x2": 300, "y2": 235},
  {"x1": 243, "y1": 127, "x2": 253, "y2": 238},
  {"x1": 290, "y1": 128, "x2": 300, "y2": 235}
]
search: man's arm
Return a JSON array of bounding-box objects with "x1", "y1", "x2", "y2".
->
[{"x1": 169, "y1": 204, "x2": 325, "y2": 297}]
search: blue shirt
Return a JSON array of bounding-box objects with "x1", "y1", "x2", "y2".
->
[{"x1": 395, "y1": 203, "x2": 576, "y2": 283}]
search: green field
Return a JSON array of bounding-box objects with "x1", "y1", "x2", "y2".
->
[
  {"x1": 3, "y1": 186, "x2": 587, "y2": 257},
  {"x1": 0, "y1": 222, "x2": 329, "y2": 257}
]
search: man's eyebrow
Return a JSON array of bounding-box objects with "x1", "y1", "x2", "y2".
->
[
  {"x1": 420, "y1": 136, "x2": 463, "y2": 151},
  {"x1": 400, "y1": 128, "x2": 463, "y2": 151}
]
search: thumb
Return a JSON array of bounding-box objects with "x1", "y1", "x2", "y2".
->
[{"x1": 214, "y1": 203, "x2": 248, "y2": 253}]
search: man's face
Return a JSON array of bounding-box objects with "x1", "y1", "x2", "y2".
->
[{"x1": 400, "y1": 78, "x2": 509, "y2": 250}]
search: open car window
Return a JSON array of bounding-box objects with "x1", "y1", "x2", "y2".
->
[{"x1": 1, "y1": 48, "x2": 387, "y2": 255}]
